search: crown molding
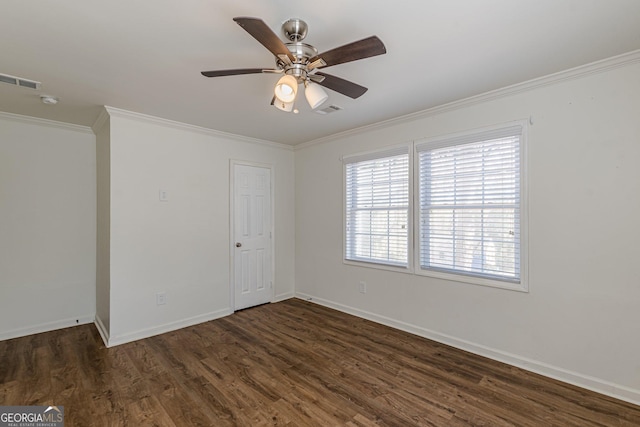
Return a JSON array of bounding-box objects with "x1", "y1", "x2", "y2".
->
[
  {"x1": 102, "y1": 106, "x2": 294, "y2": 151},
  {"x1": 296, "y1": 49, "x2": 640, "y2": 150},
  {"x1": 0, "y1": 111, "x2": 93, "y2": 134},
  {"x1": 91, "y1": 108, "x2": 110, "y2": 133}
]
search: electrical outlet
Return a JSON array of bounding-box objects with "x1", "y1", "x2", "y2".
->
[
  {"x1": 359, "y1": 281, "x2": 367, "y2": 294},
  {"x1": 156, "y1": 292, "x2": 167, "y2": 305}
]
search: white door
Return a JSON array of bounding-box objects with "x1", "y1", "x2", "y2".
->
[{"x1": 233, "y1": 164, "x2": 273, "y2": 310}]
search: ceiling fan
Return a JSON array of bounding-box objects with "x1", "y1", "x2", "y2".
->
[{"x1": 201, "y1": 17, "x2": 387, "y2": 113}]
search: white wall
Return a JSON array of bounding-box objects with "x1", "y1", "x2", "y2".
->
[
  {"x1": 0, "y1": 113, "x2": 96, "y2": 339},
  {"x1": 101, "y1": 108, "x2": 295, "y2": 345},
  {"x1": 295, "y1": 58, "x2": 640, "y2": 404}
]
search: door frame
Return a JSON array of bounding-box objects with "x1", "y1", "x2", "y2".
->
[{"x1": 229, "y1": 159, "x2": 275, "y2": 311}]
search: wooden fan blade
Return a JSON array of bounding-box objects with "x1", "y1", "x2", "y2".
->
[
  {"x1": 309, "y1": 36, "x2": 386, "y2": 69},
  {"x1": 314, "y1": 72, "x2": 368, "y2": 99},
  {"x1": 201, "y1": 68, "x2": 267, "y2": 77},
  {"x1": 233, "y1": 17, "x2": 295, "y2": 62}
]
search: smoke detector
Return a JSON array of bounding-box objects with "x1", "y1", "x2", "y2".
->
[{"x1": 40, "y1": 95, "x2": 59, "y2": 105}]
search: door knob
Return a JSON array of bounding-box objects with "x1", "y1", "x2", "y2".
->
[{"x1": 236, "y1": 242, "x2": 242, "y2": 247}]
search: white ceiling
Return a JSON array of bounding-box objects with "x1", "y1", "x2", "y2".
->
[{"x1": 1, "y1": 1, "x2": 639, "y2": 145}]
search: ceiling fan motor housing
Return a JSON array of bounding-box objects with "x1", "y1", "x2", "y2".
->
[{"x1": 277, "y1": 42, "x2": 318, "y2": 82}]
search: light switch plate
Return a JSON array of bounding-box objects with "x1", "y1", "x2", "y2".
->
[{"x1": 156, "y1": 292, "x2": 166, "y2": 305}]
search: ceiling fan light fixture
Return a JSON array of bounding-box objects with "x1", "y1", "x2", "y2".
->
[
  {"x1": 274, "y1": 74, "x2": 298, "y2": 103},
  {"x1": 304, "y1": 82, "x2": 328, "y2": 109}
]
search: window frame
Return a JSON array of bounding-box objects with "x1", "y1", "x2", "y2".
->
[
  {"x1": 413, "y1": 121, "x2": 528, "y2": 292},
  {"x1": 341, "y1": 121, "x2": 528, "y2": 292},
  {"x1": 343, "y1": 144, "x2": 414, "y2": 273}
]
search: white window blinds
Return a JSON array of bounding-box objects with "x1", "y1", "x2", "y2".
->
[
  {"x1": 345, "y1": 147, "x2": 409, "y2": 267},
  {"x1": 416, "y1": 125, "x2": 522, "y2": 283}
]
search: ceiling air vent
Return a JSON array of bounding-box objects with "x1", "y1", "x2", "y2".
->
[
  {"x1": 315, "y1": 104, "x2": 343, "y2": 115},
  {"x1": 0, "y1": 73, "x2": 41, "y2": 90}
]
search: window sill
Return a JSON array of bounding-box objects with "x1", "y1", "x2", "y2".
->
[
  {"x1": 343, "y1": 259, "x2": 414, "y2": 275},
  {"x1": 343, "y1": 259, "x2": 528, "y2": 292},
  {"x1": 416, "y1": 267, "x2": 528, "y2": 292}
]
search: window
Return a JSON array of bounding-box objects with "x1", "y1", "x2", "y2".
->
[
  {"x1": 416, "y1": 124, "x2": 525, "y2": 288},
  {"x1": 344, "y1": 147, "x2": 409, "y2": 267},
  {"x1": 343, "y1": 122, "x2": 527, "y2": 291}
]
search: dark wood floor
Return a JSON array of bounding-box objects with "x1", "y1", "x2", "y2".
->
[{"x1": 1, "y1": 299, "x2": 639, "y2": 426}]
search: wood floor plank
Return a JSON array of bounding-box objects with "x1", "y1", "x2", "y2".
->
[{"x1": 1, "y1": 298, "x2": 640, "y2": 426}]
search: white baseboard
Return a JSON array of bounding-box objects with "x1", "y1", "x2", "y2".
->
[
  {"x1": 273, "y1": 291, "x2": 295, "y2": 303},
  {"x1": 0, "y1": 314, "x2": 95, "y2": 342},
  {"x1": 104, "y1": 308, "x2": 233, "y2": 347},
  {"x1": 295, "y1": 293, "x2": 640, "y2": 407},
  {"x1": 94, "y1": 314, "x2": 110, "y2": 347}
]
